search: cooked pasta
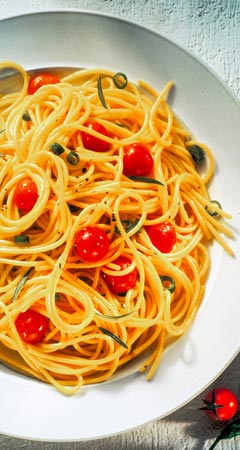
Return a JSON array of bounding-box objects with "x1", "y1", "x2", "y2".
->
[{"x1": 0, "y1": 61, "x2": 234, "y2": 395}]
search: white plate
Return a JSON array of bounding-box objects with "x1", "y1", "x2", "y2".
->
[{"x1": 0, "y1": 10, "x2": 239, "y2": 441}]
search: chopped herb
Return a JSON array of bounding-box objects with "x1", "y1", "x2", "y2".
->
[
  {"x1": 114, "y1": 218, "x2": 141, "y2": 235},
  {"x1": 22, "y1": 111, "x2": 31, "y2": 121},
  {"x1": 128, "y1": 175, "x2": 164, "y2": 186},
  {"x1": 0, "y1": 129, "x2": 5, "y2": 135},
  {"x1": 187, "y1": 144, "x2": 205, "y2": 163},
  {"x1": 96, "y1": 310, "x2": 135, "y2": 320},
  {"x1": 205, "y1": 200, "x2": 222, "y2": 217},
  {"x1": 55, "y1": 293, "x2": 61, "y2": 300},
  {"x1": 50, "y1": 143, "x2": 65, "y2": 155},
  {"x1": 67, "y1": 151, "x2": 80, "y2": 165},
  {"x1": 113, "y1": 72, "x2": 128, "y2": 89},
  {"x1": 98, "y1": 326, "x2": 128, "y2": 349},
  {"x1": 160, "y1": 275, "x2": 176, "y2": 293},
  {"x1": 14, "y1": 235, "x2": 30, "y2": 244},
  {"x1": 12, "y1": 267, "x2": 33, "y2": 302},
  {"x1": 97, "y1": 76, "x2": 108, "y2": 109},
  {"x1": 116, "y1": 122, "x2": 129, "y2": 129}
]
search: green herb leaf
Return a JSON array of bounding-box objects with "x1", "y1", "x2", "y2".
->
[
  {"x1": 113, "y1": 72, "x2": 128, "y2": 89},
  {"x1": 114, "y1": 218, "x2": 141, "y2": 235},
  {"x1": 160, "y1": 275, "x2": 176, "y2": 293},
  {"x1": 187, "y1": 144, "x2": 205, "y2": 163},
  {"x1": 205, "y1": 200, "x2": 222, "y2": 217},
  {"x1": 67, "y1": 151, "x2": 80, "y2": 165},
  {"x1": 97, "y1": 76, "x2": 108, "y2": 109},
  {"x1": 12, "y1": 267, "x2": 33, "y2": 302},
  {"x1": 14, "y1": 235, "x2": 30, "y2": 244},
  {"x1": 98, "y1": 326, "x2": 128, "y2": 349},
  {"x1": 50, "y1": 142, "x2": 65, "y2": 155},
  {"x1": 96, "y1": 310, "x2": 135, "y2": 320},
  {"x1": 209, "y1": 418, "x2": 240, "y2": 450},
  {"x1": 22, "y1": 111, "x2": 31, "y2": 122},
  {"x1": 128, "y1": 175, "x2": 164, "y2": 186}
]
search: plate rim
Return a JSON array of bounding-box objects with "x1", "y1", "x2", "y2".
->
[{"x1": 0, "y1": 9, "x2": 239, "y2": 441}]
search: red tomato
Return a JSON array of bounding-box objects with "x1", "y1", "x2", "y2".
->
[
  {"x1": 147, "y1": 221, "x2": 176, "y2": 253},
  {"x1": 123, "y1": 143, "x2": 154, "y2": 177},
  {"x1": 15, "y1": 310, "x2": 49, "y2": 344},
  {"x1": 28, "y1": 73, "x2": 60, "y2": 95},
  {"x1": 201, "y1": 388, "x2": 238, "y2": 422},
  {"x1": 103, "y1": 256, "x2": 138, "y2": 294},
  {"x1": 13, "y1": 177, "x2": 38, "y2": 213},
  {"x1": 81, "y1": 122, "x2": 111, "y2": 152},
  {"x1": 75, "y1": 226, "x2": 110, "y2": 262}
]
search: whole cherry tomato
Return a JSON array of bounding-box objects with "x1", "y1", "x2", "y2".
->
[
  {"x1": 81, "y1": 122, "x2": 110, "y2": 152},
  {"x1": 15, "y1": 310, "x2": 49, "y2": 344},
  {"x1": 13, "y1": 177, "x2": 38, "y2": 213},
  {"x1": 102, "y1": 256, "x2": 138, "y2": 294},
  {"x1": 123, "y1": 143, "x2": 154, "y2": 177},
  {"x1": 75, "y1": 226, "x2": 110, "y2": 262},
  {"x1": 147, "y1": 221, "x2": 176, "y2": 253},
  {"x1": 200, "y1": 388, "x2": 238, "y2": 422},
  {"x1": 28, "y1": 73, "x2": 60, "y2": 94}
]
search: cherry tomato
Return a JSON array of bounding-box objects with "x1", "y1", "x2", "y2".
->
[
  {"x1": 81, "y1": 122, "x2": 111, "y2": 152},
  {"x1": 200, "y1": 388, "x2": 238, "y2": 422},
  {"x1": 28, "y1": 73, "x2": 60, "y2": 95},
  {"x1": 15, "y1": 310, "x2": 49, "y2": 344},
  {"x1": 13, "y1": 177, "x2": 38, "y2": 213},
  {"x1": 123, "y1": 143, "x2": 154, "y2": 177},
  {"x1": 147, "y1": 221, "x2": 176, "y2": 253},
  {"x1": 75, "y1": 226, "x2": 110, "y2": 262},
  {"x1": 103, "y1": 256, "x2": 138, "y2": 294}
]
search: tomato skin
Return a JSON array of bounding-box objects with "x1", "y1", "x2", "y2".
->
[
  {"x1": 81, "y1": 122, "x2": 111, "y2": 152},
  {"x1": 123, "y1": 143, "x2": 154, "y2": 177},
  {"x1": 15, "y1": 310, "x2": 49, "y2": 344},
  {"x1": 75, "y1": 226, "x2": 110, "y2": 262},
  {"x1": 13, "y1": 177, "x2": 38, "y2": 213},
  {"x1": 147, "y1": 221, "x2": 176, "y2": 253},
  {"x1": 201, "y1": 388, "x2": 238, "y2": 422},
  {"x1": 103, "y1": 256, "x2": 138, "y2": 294},
  {"x1": 28, "y1": 73, "x2": 60, "y2": 94}
]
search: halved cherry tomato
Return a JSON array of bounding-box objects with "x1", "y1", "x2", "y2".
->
[
  {"x1": 81, "y1": 122, "x2": 111, "y2": 152},
  {"x1": 28, "y1": 73, "x2": 60, "y2": 95},
  {"x1": 103, "y1": 256, "x2": 138, "y2": 294},
  {"x1": 147, "y1": 221, "x2": 176, "y2": 253},
  {"x1": 13, "y1": 177, "x2": 38, "y2": 213},
  {"x1": 200, "y1": 388, "x2": 238, "y2": 422},
  {"x1": 15, "y1": 310, "x2": 49, "y2": 344},
  {"x1": 75, "y1": 226, "x2": 110, "y2": 262},
  {"x1": 123, "y1": 143, "x2": 154, "y2": 177}
]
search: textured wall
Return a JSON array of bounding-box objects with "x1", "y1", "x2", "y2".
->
[{"x1": 0, "y1": 1, "x2": 239, "y2": 449}]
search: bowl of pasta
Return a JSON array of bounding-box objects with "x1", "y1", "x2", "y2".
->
[{"x1": 0, "y1": 10, "x2": 239, "y2": 441}]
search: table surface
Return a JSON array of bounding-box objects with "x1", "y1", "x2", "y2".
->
[{"x1": 0, "y1": 1, "x2": 239, "y2": 449}]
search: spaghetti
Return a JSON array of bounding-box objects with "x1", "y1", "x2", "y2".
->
[{"x1": 0, "y1": 61, "x2": 234, "y2": 395}]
